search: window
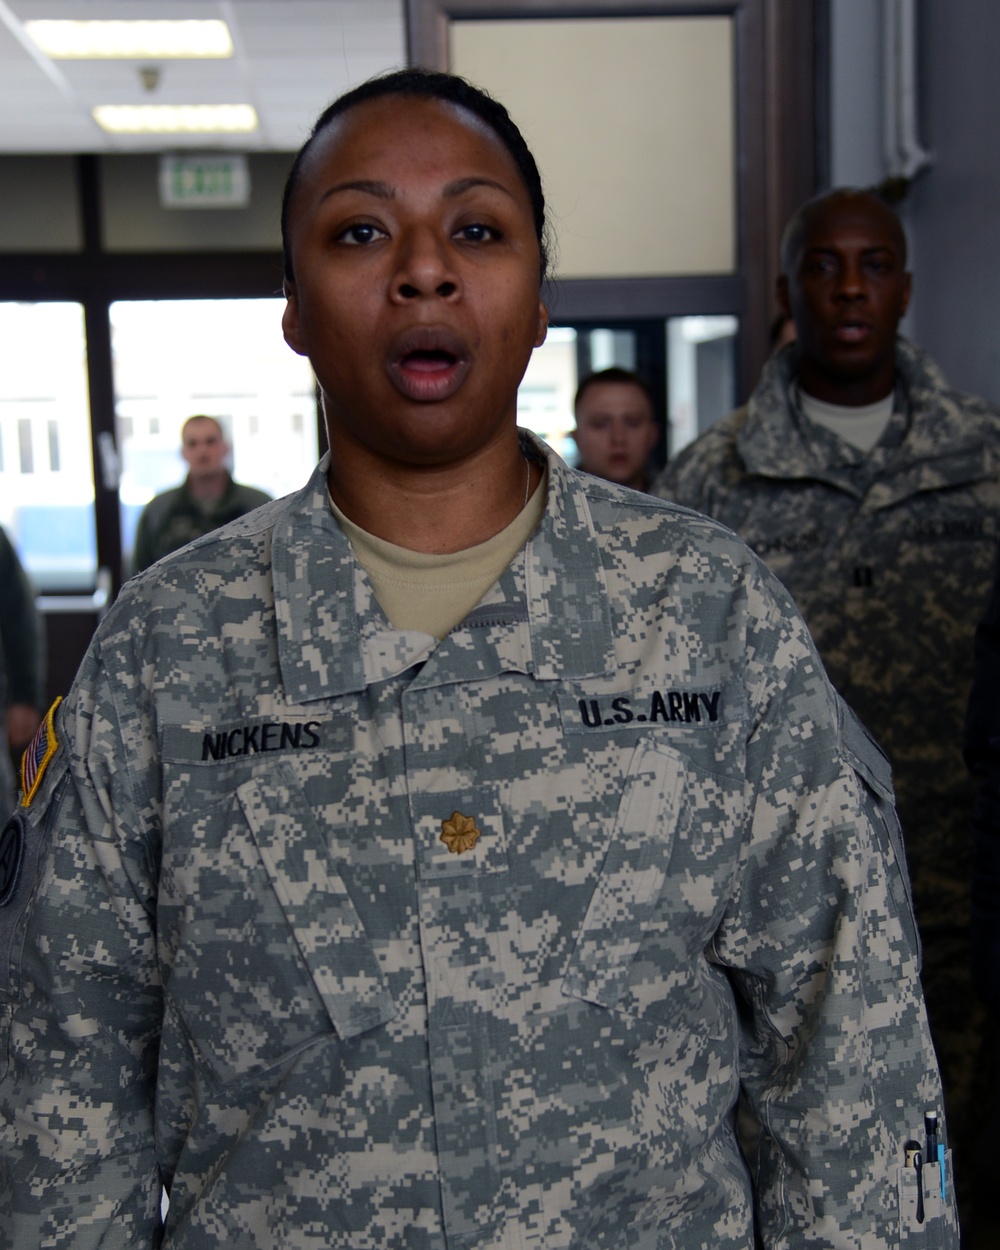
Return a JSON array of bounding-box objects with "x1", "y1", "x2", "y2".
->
[
  {"x1": 666, "y1": 315, "x2": 738, "y2": 456},
  {"x1": 0, "y1": 302, "x2": 96, "y2": 591}
]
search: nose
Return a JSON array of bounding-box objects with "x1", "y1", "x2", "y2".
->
[
  {"x1": 391, "y1": 228, "x2": 459, "y2": 302},
  {"x1": 835, "y1": 257, "x2": 866, "y2": 300}
]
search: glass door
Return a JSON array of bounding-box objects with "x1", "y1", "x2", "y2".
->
[{"x1": 0, "y1": 302, "x2": 97, "y2": 591}]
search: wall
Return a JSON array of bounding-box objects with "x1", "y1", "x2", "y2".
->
[
  {"x1": 828, "y1": 0, "x2": 883, "y2": 190},
  {"x1": 0, "y1": 151, "x2": 293, "y2": 253},
  {"x1": 0, "y1": 156, "x2": 82, "y2": 250},
  {"x1": 903, "y1": 0, "x2": 1000, "y2": 404},
  {"x1": 828, "y1": 0, "x2": 1000, "y2": 404},
  {"x1": 101, "y1": 153, "x2": 292, "y2": 251},
  {"x1": 450, "y1": 14, "x2": 736, "y2": 280}
]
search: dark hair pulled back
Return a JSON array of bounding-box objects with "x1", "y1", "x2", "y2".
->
[{"x1": 280, "y1": 68, "x2": 550, "y2": 285}]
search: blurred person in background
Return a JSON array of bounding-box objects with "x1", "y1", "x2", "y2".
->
[
  {"x1": 131, "y1": 414, "x2": 271, "y2": 573},
  {"x1": 572, "y1": 367, "x2": 659, "y2": 492},
  {"x1": 965, "y1": 547, "x2": 1000, "y2": 1015},
  {"x1": 963, "y1": 547, "x2": 1000, "y2": 1250}
]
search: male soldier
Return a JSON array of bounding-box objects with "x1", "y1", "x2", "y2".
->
[
  {"x1": 131, "y1": 414, "x2": 270, "y2": 573},
  {"x1": 966, "y1": 550, "x2": 1000, "y2": 1015},
  {"x1": 655, "y1": 186, "x2": 1000, "y2": 1241},
  {"x1": 963, "y1": 552, "x2": 1000, "y2": 1250},
  {"x1": 572, "y1": 367, "x2": 659, "y2": 492}
]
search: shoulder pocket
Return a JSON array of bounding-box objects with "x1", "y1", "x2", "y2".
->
[{"x1": 562, "y1": 739, "x2": 742, "y2": 1026}]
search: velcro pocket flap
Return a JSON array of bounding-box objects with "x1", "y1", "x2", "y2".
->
[
  {"x1": 239, "y1": 766, "x2": 395, "y2": 1041},
  {"x1": 562, "y1": 741, "x2": 684, "y2": 1009}
]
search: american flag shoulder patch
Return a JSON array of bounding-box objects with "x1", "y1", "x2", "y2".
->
[{"x1": 20, "y1": 697, "x2": 63, "y2": 808}]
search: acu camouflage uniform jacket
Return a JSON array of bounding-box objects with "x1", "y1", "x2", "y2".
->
[
  {"x1": 0, "y1": 436, "x2": 955, "y2": 1248},
  {"x1": 653, "y1": 337, "x2": 1000, "y2": 937}
]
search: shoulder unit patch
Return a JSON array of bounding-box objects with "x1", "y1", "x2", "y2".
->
[{"x1": 20, "y1": 697, "x2": 62, "y2": 808}]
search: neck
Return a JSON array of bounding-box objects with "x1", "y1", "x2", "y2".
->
[
  {"x1": 188, "y1": 469, "x2": 229, "y2": 500},
  {"x1": 327, "y1": 434, "x2": 536, "y2": 555},
  {"x1": 796, "y1": 360, "x2": 897, "y2": 408}
]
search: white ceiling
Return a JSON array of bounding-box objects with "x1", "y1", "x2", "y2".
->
[{"x1": 0, "y1": 0, "x2": 408, "y2": 153}]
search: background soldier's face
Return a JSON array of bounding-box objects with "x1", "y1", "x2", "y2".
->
[{"x1": 781, "y1": 194, "x2": 911, "y2": 403}]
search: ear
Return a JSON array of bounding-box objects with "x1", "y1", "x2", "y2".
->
[
  {"x1": 281, "y1": 281, "x2": 306, "y2": 356},
  {"x1": 776, "y1": 273, "x2": 791, "y2": 318},
  {"x1": 901, "y1": 271, "x2": 913, "y2": 318},
  {"x1": 535, "y1": 299, "x2": 549, "y2": 349}
]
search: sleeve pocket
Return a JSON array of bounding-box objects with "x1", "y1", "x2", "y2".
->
[
  {"x1": 838, "y1": 698, "x2": 921, "y2": 964},
  {"x1": 896, "y1": 1149, "x2": 958, "y2": 1246}
]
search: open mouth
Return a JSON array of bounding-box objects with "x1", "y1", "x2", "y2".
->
[
  {"x1": 387, "y1": 327, "x2": 470, "y2": 401},
  {"x1": 401, "y1": 348, "x2": 458, "y2": 374},
  {"x1": 834, "y1": 320, "x2": 872, "y2": 343}
]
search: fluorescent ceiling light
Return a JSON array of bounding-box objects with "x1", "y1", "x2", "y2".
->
[
  {"x1": 93, "y1": 104, "x2": 257, "y2": 135},
  {"x1": 25, "y1": 20, "x2": 233, "y2": 59}
]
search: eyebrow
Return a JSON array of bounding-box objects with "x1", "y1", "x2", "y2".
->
[
  {"x1": 319, "y1": 179, "x2": 394, "y2": 204},
  {"x1": 318, "y1": 176, "x2": 517, "y2": 205},
  {"x1": 443, "y1": 177, "x2": 517, "y2": 201},
  {"x1": 805, "y1": 243, "x2": 896, "y2": 255}
]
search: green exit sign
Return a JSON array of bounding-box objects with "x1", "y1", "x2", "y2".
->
[{"x1": 159, "y1": 155, "x2": 250, "y2": 208}]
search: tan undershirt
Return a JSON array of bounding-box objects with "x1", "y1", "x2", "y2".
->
[
  {"x1": 798, "y1": 386, "x2": 895, "y2": 453},
  {"x1": 330, "y1": 472, "x2": 547, "y2": 640}
]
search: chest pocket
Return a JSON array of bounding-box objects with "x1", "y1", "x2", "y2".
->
[
  {"x1": 562, "y1": 739, "x2": 741, "y2": 1029},
  {"x1": 164, "y1": 761, "x2": 395, "y2": 1086}
]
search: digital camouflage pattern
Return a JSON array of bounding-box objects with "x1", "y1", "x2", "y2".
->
[
  {"x1": 0, "y1": 435, "x2": 956, "y2": 1248},
  {"x1": 653, "y1": 336, "x2": 1000, "y2": 1219}
]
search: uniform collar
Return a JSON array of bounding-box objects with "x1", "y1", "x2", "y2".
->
[
  {"x1": 738, "y1": 336, "x2": 995, "y2": 500},
  {"x1": 270, "y1": 432, "x2": 616, "y2": 702}
]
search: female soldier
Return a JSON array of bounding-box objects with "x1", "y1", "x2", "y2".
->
[{"x1": 0, "y1": 70, "x2": 955, "y2": 1248}]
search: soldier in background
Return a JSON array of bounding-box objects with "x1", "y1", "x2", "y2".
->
[
  {"x1": 0, "y1": 81, "x2": 956, "y2": 1248},
  {"x1": 966, "y1": 548, "x2": 1000, "y2": 1014},
  {"x1": 0, "y1": 527, "x2": 44, "y2": 811},
  {"x1": 131, "y1": 414, "x2": 271, "y2": 573},
  {"x1": 572, "y1": 367, "x2": 659, "y2": 492},
  {"x1": 655, "y1": 187, "x2": 1000, "y2": 1243},
  {"x1": 963, "y1": 549, "x2": 1000, "y2": 1250}
]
